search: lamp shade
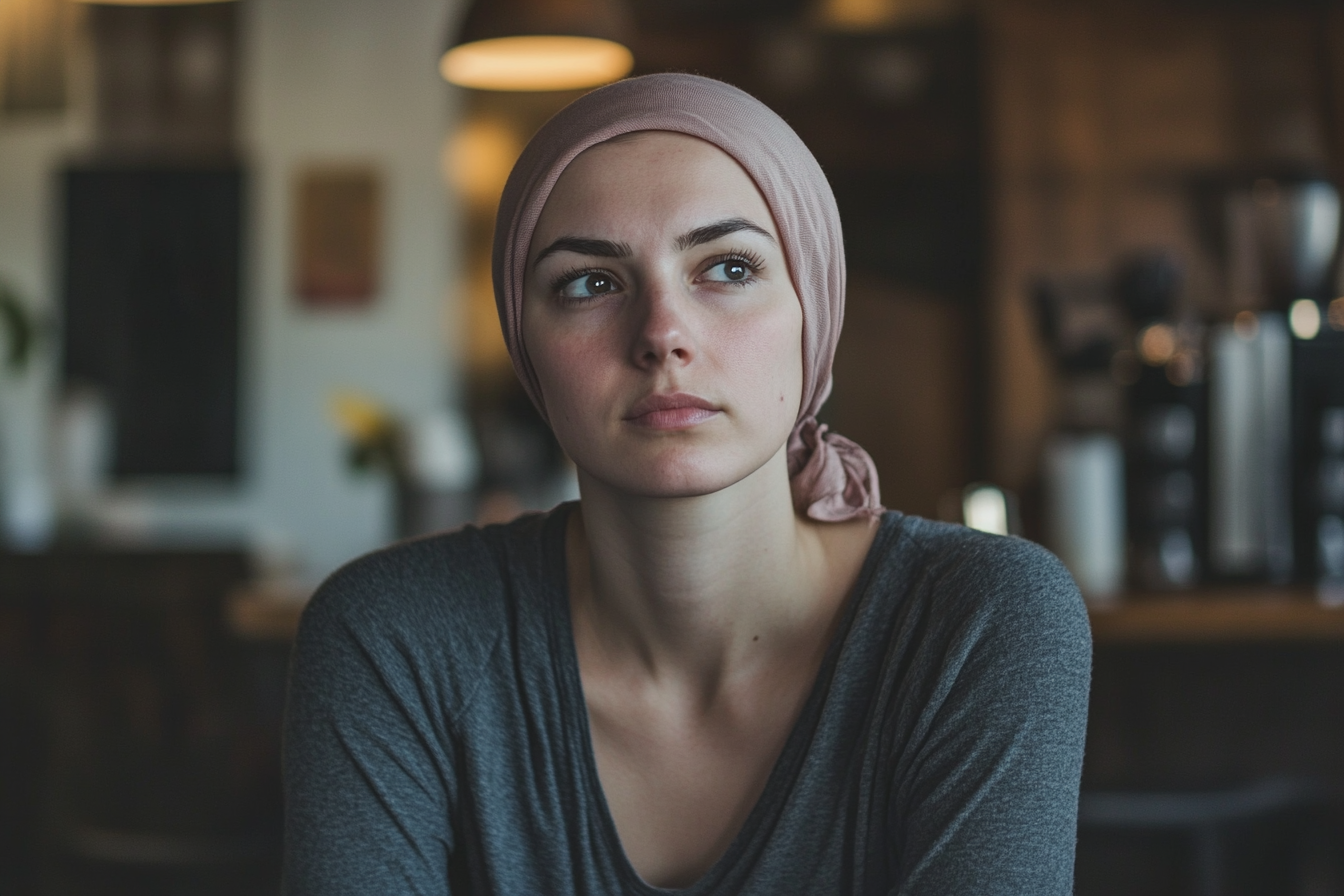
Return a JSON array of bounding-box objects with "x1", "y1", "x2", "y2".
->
[
  {"x1": 441, "y1": 0, "x2": 633, "y2": 91},
  {"x1": 76, "y1": 0, "x2": 236, "y2": 5}
]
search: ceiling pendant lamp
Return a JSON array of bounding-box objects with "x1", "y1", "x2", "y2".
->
[
  {"x1": 0, "y1": 0, "x2": 70, "y2": 112},
  {"x1": 76, "y1": 0, "x2": 236, "y2": 5},
  {"x1": 441, "y1": 0, "x2": 634, "y2": 92}
]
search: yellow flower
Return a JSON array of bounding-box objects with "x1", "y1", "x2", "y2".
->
[{"x1": 328, "y1": 391, "x2": 394, "y2": 443}]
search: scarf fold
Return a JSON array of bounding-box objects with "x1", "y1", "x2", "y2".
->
[
  {"x1": 493, "y1": 72, "x2": 882, "y2": 521},
  {"x1": 787, "y1": 419, "x2": 883, "y2": 521}
]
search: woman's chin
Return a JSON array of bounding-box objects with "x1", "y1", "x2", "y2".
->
[
  {"x1": 577, "y1": 449, "x2": 782, "y2": 503},
  {"x1": 586, "y1": 469, "x2": 739, "y2": 502}
]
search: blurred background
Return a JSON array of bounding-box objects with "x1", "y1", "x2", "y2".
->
[{"x1": 2, "y1": 0, "x2": 1344, "y2": 892}]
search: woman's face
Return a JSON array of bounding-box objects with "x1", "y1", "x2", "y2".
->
[{"x1": 523, "y1": 131, "x2": 804, "y2": 500}]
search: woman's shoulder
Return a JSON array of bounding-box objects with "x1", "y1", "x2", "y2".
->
[
  {"x1": 890, "y1": 513, "x2": 1075, "y2": 585},
  {"x1": 870, "y1": 512, "x2": 1089, "y2": 652},
  {"x1": 848, "y1": 514, "x2": 1091, "y2": 749},
  {"x1": 294, "y1": 509, "x2": 560, "y2": 671}
]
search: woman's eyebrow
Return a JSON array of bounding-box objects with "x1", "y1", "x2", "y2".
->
[
  {"x1": 675, "y1": 217, "x2": 776, "y2": 251},
  {"x1": 533, "y1": 237, "x2": 631, "y2": 266}
]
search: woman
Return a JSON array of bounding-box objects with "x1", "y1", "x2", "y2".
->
[{"x1": 284, "y1": 73, "x2": 1090, "y2": 895}]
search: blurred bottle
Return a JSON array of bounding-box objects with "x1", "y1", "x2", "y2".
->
[
  {"x1": 52, "y1": 386, "x2": 113, "y2": 522},
  {"x1": 1044, "y1": 433, "x2": 1126, "y2": 603}
]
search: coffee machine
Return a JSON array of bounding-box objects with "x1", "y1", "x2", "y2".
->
[
  {"x1": 1115, "y1": 253, "x2": 1207, "y2": 590},
  {"x1": 1208, "y1": 175, "x2": 1344, "y2": 588}
]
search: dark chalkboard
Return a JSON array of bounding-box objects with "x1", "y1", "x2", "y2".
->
[{"x1": 62, "y1": 164, "x2": 243, "y2": 478}]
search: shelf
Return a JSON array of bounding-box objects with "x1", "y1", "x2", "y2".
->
[{"x1": 1089, "y1": 589, "x2": 1344, "y2": 644}]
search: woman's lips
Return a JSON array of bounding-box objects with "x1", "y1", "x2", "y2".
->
[{"x1": 625, "y1": 392, "x2": 721, "y2": 429}]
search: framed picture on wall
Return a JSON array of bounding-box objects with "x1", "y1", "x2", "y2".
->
[{"x1": 293, "y1": 164, "x2": 382, "y2": 308}]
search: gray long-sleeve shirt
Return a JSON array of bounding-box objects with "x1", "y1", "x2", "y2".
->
[{"x1": 283, "y1": 505, "x2": 1091, "y2": 895}]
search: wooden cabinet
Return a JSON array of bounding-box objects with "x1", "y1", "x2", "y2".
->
[{"x1": 0, "y1": 548, "x2": 281, "y2": 894}]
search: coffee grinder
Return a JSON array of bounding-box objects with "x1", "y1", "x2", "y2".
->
[{"x1": 1115, "y1": 253, "x2": 1207, "y2": 590}]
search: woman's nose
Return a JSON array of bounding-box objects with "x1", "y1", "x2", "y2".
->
[{"x1": 630, "y1": 281, "x2": 696, "y2": 368}]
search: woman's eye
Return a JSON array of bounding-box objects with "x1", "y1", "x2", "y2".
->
[
  {"x1": 558, "y1": 272, "x2": 618, "y2": 299},
  {"x1": 703, "y1": 260, "x2": 753, "y2": 283}
]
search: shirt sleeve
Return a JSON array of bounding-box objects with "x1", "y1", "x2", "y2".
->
[
  {"x1": 282, "y1": 573, "x2": 459, "y2": 896},
  {"x1": 888, "y1": 536, "x2": 1092, "y2": 895}
]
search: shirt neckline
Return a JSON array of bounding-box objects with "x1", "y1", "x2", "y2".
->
[{"x1": 540, "y1": 503, "x2": 902, "y2": 895}]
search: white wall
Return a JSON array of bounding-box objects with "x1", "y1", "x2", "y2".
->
[
  {"x1": 0, "y1": 37, "x2": 92, "y2": 549},
  {"x1": 238, "y1": 0, "x2": 464, "y2": 577},
  {"x1": 0, "y1": 0, "x2": 467, "y2": 580}
]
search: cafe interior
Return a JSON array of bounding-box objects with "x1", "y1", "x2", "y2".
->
[{"x1": 2, "y1": 0, "x2": 1344, "y2": 892}]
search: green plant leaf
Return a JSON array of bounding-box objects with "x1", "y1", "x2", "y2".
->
[{"x1": 0, "y1": 279, "x2": 36, "y2": 374}]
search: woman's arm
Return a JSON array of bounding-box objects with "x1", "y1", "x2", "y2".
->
[
  {"x1": 889, "y1": 537, "x2": 1092, "y2": 895},
  {"x1": 283, "y1": 572, "x2": 458, "y2": 896}
]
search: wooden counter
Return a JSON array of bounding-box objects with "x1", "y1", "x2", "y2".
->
[
  {"x1": 226, "y1": 581, "x2": 311, "y2": 642},
  {"x1": 1089, "y1": 589, "x2": 1344, "y2": 644},
  {"x1": 228, "y1": 582, "x2": 1344, "y2": 644}
]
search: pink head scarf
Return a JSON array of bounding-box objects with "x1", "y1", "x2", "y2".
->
[{"x1": 492, "y1": 72, "x2": 881, "y2": 521}]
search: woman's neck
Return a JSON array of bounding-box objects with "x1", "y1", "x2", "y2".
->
[{"x1": 567, "y1": 445, "x2": 877, "y2": 704}]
